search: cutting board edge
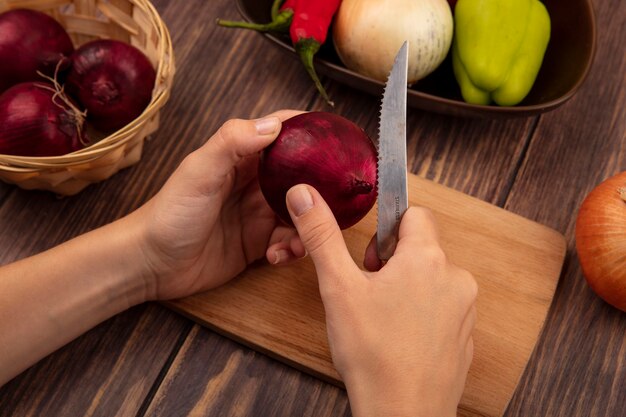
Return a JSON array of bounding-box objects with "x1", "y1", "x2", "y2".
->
[
  {"x1": 413, "y1": 175, "x2": 568, "y2": 251},
  {"x1": 497, "y1": 246, "x2": 567, "y2": 416},
  {"x1": 164, "y1": 299, "x2": 525, "y2": 417},
  {"x1": 162, "y1": 300, "x2": 344, "y2": 386},
  {"x1": 163, "y1": 174, "x2": 571, "y2": 417}
]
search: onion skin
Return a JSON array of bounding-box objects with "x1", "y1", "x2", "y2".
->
[
  {"x1": 258, "y1": 112, "x2": 377, "y2": 229},
  {"x1": 332, "y1": 0, "x2": 453, "y2": 84},
  {"x1": 0, "y1": 82, "x2": 85, "y2": 157},
  {"x1": 575, "y1": 172, "x2": 626, "y2": 312},
  {"x1": 65, "y1": 39, "x2": 156, "y2": 132},
  {"x1": 0, "y1": 9, "x2": 74, "y2": 93}
]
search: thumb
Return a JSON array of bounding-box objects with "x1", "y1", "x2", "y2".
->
[
  {"x1": 173, "y1": 115, "x2": 284, "y2": 196},
  {"x1": 199, "y1": 116, "x2": 282, "y2": 179},
  {"x1": 286, "y1": 184, "x2": 357, "y2": 282},
  {"x1": 201, "y1": 110, "x2": 303, "y2": 171}
]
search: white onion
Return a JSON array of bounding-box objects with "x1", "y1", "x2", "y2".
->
[{"x1": 332, "y1": 0, "x2": 453, "y2": 84}]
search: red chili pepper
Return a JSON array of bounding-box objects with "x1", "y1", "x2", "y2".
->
[{"x1": 217, "y1": 0, "x2": 341, "y2": 106}]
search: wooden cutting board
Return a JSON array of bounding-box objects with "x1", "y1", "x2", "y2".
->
[{"x1": 165, "y1": 173, "x2": 566, "y2": 417}]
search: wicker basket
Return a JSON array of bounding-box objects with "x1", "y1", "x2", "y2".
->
[{"x1": 0, "y1": 0, "x2": 175, "y2": 195}]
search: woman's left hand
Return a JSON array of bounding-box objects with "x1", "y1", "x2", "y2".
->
[
  {"x1": 132, "y1": 110, "x2": 305, "y2": 300},
  {"x1": 0, "y1": 110, "x2": 307, "y2": 385}
]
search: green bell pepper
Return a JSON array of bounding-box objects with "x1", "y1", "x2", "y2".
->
[{"x1": 452, "y1": 0, "x2": 551, "y2": 106}]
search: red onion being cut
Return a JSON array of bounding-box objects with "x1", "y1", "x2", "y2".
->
[
  {"x1": 65, "y1": 39, "x2": 156, "y2": 132},
  {"x1": 0, "y1": 82, "x2": 86, "y2": 157},
  {"x1": 0, "y1": 9, "x2": 74, "y2": 93},
  {"x1": 259, "y1": 112, "x2": 378, "y2": 229}
]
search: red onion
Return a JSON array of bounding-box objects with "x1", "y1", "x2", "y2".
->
[
  {"x1": 65, "y1": 39, "x2": 156, "y2": 132},
  {"x1": 0, "y1": 9, "x2": 74, "y2": 93},
  {"x1": 259, "y1": 112, "x2": 378, "y2": 229},
  {"x1": 0, "y1": 82, "x2": 86, "y2": 157}
]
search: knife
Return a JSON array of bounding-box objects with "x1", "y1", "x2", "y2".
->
[{"x1": 377, "y1": 41, "x2": 409, "y2": 261}]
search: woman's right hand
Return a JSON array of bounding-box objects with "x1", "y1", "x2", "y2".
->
[{"x1": 284, "y1": 184, "x2": 478, "y2": 417}]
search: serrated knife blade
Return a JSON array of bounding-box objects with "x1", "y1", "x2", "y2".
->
[{"x1": 377, "y1": 41, "x2": 409, "y2": 261}]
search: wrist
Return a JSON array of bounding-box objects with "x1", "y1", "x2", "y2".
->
[
  {"x1": 73, "y1": 212, "x2": 156, "y2": 310},
  {"x1": 345, "y1": 383, "x2": 420, "y2": 417},
  {"x1": 101, "y1": 213, "x2": 156, "y2": 306},
  {"x1": 344, "y1": 371, "x2": 455, "y2": 417}
]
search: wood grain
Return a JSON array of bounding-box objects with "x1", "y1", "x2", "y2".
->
[
  {"x1": 0, "y1": 0, "x2": 314, "y2": 414},
  {"x1": 501, "y1": 0, "x2": 626, "y2": 415},
  {"x1": 0, "y1": 304, "x2": 189, "y2": 417},
  {"x1": 145, "y1": 326, "x2": 352, "y2": 417},
  {"x1": 166, "y1": 173, "x2": 566, "y2": 417},
  {"x1": 0, "y1": 0, "x2": 624, "y2": 416},
  {"x1": 0, "y1": 185, "x2": 12, "y2": 207},
  {"x1": 144, "y1": 8, "x2": 547, "y2": 409}
]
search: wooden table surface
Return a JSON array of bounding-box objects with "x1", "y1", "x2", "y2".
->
[{"x1": 1, "y1": 0, "x2": 624, "y2": 416}]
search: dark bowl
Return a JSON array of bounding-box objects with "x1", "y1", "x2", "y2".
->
[{"x1": 235, "y1": 0, "x2": 596, "y2": 118}]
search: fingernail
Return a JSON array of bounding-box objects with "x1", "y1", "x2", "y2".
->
[
  {"x1": 255, "y1": 116, "x2": 280, "y2": 135},
  {"x1": 272, "y1": 249, "x2": 290, "y2": 264},
  {"x1": 287, "y1": 185, "x2": 314, "y2": 217}
]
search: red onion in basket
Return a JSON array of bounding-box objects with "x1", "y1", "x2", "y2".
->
[
  {"x1": 65, "y1": 39, "x2": 156, "y2": 132},
  {"x1": 0, "y1": 82, "x2": 86, "y2": 157},
  {"x1": 259, "y1": 112, "x2": 378, "y2": 229},
  {"x1": 0, "y1": 9, "x2": 74, "y2": 93}
]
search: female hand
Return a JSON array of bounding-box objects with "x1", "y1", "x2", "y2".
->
[
  {"x1": 133, "y1": 110, "x2": 305, "y2": 300},
  {"x1": 285, "y1": 184, "x2": 478, "y2": 417},
  {"x1": 0, "y1": 111, "x2": 307, "y2": 386}
]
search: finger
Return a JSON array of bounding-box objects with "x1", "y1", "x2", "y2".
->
[
  {"x1": 268, "y1": 224, "x2": 295, "y2": 243},
  {"x1": 265, "y1": 109, "x2": 305, "y2": 121},
  {"x1": 286, "y1": 184, "x2": 357, "y2": 281},
  {"x1": 266, "y1": 226, "x2": 307, "y2": 264},
  {"x1": 363, "y1": 233, "x2": 383, "y2": 271},
  {"x1": 460, "y1": 304, "x2": 477, "y2": 343},
  {"x1": 289, "y1": 235, "x2": 306, "y2": 258},
  {"x1": 171, "y1": 116, "x2": 282, "y2": 196},
  {"x1": 202, "y1": 109, "x2": 302, "y2": 164},
  {"x1": 203, "y1": 116, "x2": 281, "y2": 172},
  {"x1": 394, "y1": 206, "x2": 441, "y2": 255},
  {"x1": 266, "y1": 242, "x2": 302, "y2": 265},
  {"x1": 465, "y1": 337, "x2": 474, "y2": 372},
  {"x1": 191, "y1": 111, "x2": 306, "y2": 191}
]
